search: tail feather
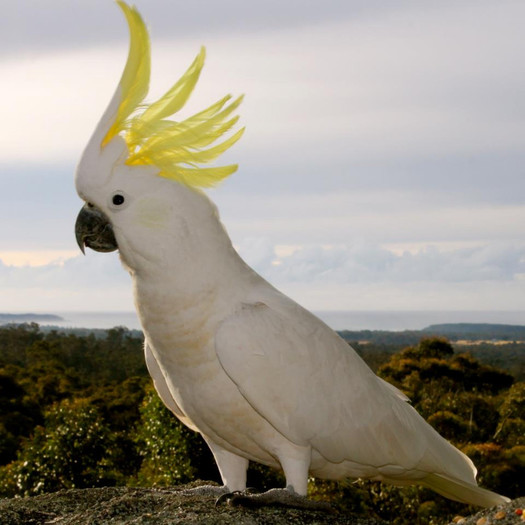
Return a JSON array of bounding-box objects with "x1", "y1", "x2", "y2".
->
[{"x1": 421, "y1": 473, "x2": 510, "y2": 508}]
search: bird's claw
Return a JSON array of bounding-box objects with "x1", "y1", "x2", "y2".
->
[
  {"x1": 215, "y1": 487, "x2": 259, "y2": 507},
  {"x1": 215, "y1": 487, "x2": 333, "y2": 511},
  {"x1": 215, "y1": 490, "x2": 240, "y2": 507}
]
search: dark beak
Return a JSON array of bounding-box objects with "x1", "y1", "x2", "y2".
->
[{"x1": 75, "y1": 204, "x2": 118, "y2": 254}]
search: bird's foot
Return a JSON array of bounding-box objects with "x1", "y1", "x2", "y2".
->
[
  {"x1": 215, "y1": 487, "x2": 259, "y2": 507},
  {"x1": 216, "y1": 486, "x2": 333, "y2": 511}
]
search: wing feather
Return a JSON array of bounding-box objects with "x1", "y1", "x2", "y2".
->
[{"x1": 215, "y1": 301, "x2": 477, "y2": 484}]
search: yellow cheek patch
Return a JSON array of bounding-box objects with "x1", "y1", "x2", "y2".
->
[{"x1": 135, "y1": 198, "x2": 171, "y2": 229}]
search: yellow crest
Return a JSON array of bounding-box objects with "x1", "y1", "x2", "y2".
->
[{"x1": 103, "y1": 1, "x2": 244, "y2": 188}]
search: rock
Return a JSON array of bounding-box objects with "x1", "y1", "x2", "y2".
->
[
  {"x1": 446, "y1": 497, "x2": 525, "y2": 525},
  {"x1": 0, "y1": 484, "x2": 386, "y2": 525},
  {"x1": 1, "y1": 485, "x2": 522, "y2": 525}
]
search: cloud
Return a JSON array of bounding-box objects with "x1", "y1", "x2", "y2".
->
[
  {"x1": 281, "y1": 280, "x2": 525, "y2": 313},
  {"x1": 0, "y1": 1, "x2": 425, "y2": 59},
  {"x1": 1, "y1": 1, "x2": 524, "y2": 314},
  {"x1": 1, "y1": 238, "x2": 524, "y2": 313},
  {"x1": 217, "y1": 190, "x2": 525, "y2": 246},
  {"x1": 235, "y1": 240, "x2": 525, "y2": 285},
  {"x1": 0, "y1": 47, "x2": 124, "y2": 165},
  {"x1": 0, "y1": 253, "x2": 128, "y2": 289},
  {"x1": 3, "y1": 1, "x2": 524, "y2": 176},
  {"x1": 0, "y1": 253, "x2": 133, "y2": 312},
  {"x1": 3, "y1": 240, "x2": 524, "y2": 293},
  {"x1": 0, "y1": 165, "x2": 81, "y2": 251}
]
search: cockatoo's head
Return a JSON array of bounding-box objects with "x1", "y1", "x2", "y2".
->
[{"x1": 75, "y1": 1, "x2": 243, "y2": 271}]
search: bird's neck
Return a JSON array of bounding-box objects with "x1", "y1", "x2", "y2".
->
[{"x1": 128, "y1": 214, "x2": 258, "y2": 342}]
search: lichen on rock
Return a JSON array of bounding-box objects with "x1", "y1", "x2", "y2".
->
[{"x1": 0, "y1": 483, "x2": 386, "y2": 525}]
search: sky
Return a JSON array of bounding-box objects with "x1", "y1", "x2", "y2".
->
[{"x1": 1, "y1": 0, "x2": 524, "y2": 317}]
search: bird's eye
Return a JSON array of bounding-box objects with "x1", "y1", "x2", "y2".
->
[
  {"x1": 112, "y1": 194, "x2": 125, "y2": 206},
  {"x1": 108, "y1": 190, "x2": 130, "y2": 211}
]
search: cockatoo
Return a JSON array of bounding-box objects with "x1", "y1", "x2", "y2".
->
[{"x1": 75, "y1": 2, "x2": 509, "y2": 509}]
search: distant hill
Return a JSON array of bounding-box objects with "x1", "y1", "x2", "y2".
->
[
  {"x1": 3, "y1": 315, "x2": 525, "y2": 343},
  {"x1": 338, "y1": 323, "x2": 525, "y2": 380},
  {"x1": 422, "y1": 323, "x2": 525, "y2": 341},
  {"x1": 0, "y1": 313, "x2": 64, "y2": 325},
  {"x1": 339, "y1": 323, "x2": 525, "y2": 344}
]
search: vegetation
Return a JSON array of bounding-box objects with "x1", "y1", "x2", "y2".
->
[
  {"x1": 423, "y1": 323, "x2": 525, "y2": 341},
  {"x1": 340, "y1": 325, "x2": 525, "y2": 380},
  {"x1": 0, "y1": 324, "x2": 523, "y2": 525}
]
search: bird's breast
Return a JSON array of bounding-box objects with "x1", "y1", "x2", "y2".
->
[{"x1": 130, "y1": 275, "x2": 293, "y2": 465}]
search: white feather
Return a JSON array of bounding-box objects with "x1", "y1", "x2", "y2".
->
[{"x1": 75, "y1": 4, "x2": 510, "y2": 506}]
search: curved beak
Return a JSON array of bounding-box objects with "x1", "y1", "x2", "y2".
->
[{"x1": 75, "y1": 204, "x2": 118, "y2": 254}]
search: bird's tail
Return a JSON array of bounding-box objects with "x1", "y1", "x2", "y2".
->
[{"x1": 421, "y1": 473, "x2": 510, "y2": 508}]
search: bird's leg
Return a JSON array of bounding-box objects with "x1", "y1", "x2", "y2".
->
[
  {"x1": 217, "y1": 444, "x2": 332, "y2": 511},
  {"x1": 180, "y1": 438, "x2": 249, "y2": 498},
  {"x1": 279, "y1": 449, "x2": 310, "y2": 496},
  {"x1": 206, "y1": 437, "x2": 249, "y2": 492}
]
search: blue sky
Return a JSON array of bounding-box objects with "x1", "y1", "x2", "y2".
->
[{"x1": 1, "y1": 0, "x2": 524, "y2": 314}]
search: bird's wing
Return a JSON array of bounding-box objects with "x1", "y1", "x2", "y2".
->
[{"x1": 215, "y1": 301, "x2": 475, "y2": 481}]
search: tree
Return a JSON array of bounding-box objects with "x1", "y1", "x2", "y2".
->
[
  {"x1": 0, "y1": 399, "x2": 121, "y2": 497},
  {"x1": 0, "y1": 373, "x2": 41, "y2": 465},
  {"x1": 133, "y1": 386, "x2": 218, "y2": 486},
  {"x1": 494, "y1": 382, "x2": 525, "y2": 446}
]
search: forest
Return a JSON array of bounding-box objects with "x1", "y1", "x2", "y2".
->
[{"x1": 0, "y1": 323, "x2": 523, "y2": 524}]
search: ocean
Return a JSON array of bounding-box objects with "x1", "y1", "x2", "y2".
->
[{"x1": 44, "y1": 310, "x2": 525, "y2": 332}]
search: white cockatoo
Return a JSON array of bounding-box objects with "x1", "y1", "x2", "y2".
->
[{"x1": 75, "y1": 2, "x2": 509, "y2": 509}]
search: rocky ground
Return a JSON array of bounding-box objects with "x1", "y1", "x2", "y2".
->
[
  {"x1": 0, "y1": 484, "x2": 522, "y2": 525},
  {"x1": 446, "y1": 496, "x2": 525, "y2": 525},
  {"x1": 0, "y1": 483, "x2": 384, "y2": 525}
]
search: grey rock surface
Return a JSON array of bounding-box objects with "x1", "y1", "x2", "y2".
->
[
  {"x1": 0, "y1": 484, "x2": 522, "y2": 525},
  {"x1": 445, "y1": 496, "x2": 525, "y2": 525},
  {"x1": 0, "y1": 484, "x2": 385, "y2": 525}
]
